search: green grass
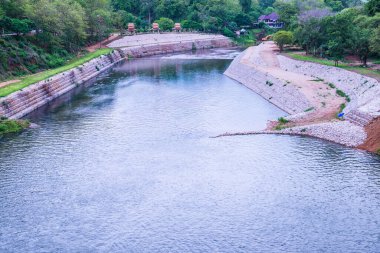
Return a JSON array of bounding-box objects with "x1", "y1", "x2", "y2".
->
[
  {"x1": 0, "y1": 48, "x2": 113, "y2": 97},
  {"x1": 286, "y1": 53, "x2": 380, "y2": 80},
  {"x1": 0, "y1": 118, "x2": 30, "y2": 136}
]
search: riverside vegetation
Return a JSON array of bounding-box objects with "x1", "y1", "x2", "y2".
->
[
  {"x1": 0, "y1": 117, "x2": 29, "y2": 136},
  {"x1": 2, "y1": 0, "x2": 379, "y2": 82}
]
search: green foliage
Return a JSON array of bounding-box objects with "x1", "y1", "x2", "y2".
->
[
  {"x1": 336, "y1": 89, "x2": 350, "y2": 102},
  {"x1": 273, "y1": 30, "x2": 294, "y2": 52},
  {"x1": 155, "y1": 17, "x2": 174, "y2": 31},
  {"x1": 156, "y1": 0, "x2": 186, "y2": 20},
  {"x1": 278, "y1": 117, "x2": 289, "y2": 124},
  {"x1": 233, "y1": 29, "x2": 258, "y2": 47},
  {"x1": 181, "y1": 20, "x2": 202, "y2": 30},
  {"x1": 328, "y1": 83, "x2": 336, "y2": 88},
  {"x1": 0, "y1": 119, "x2": 30, "y2": 136},
  {"x1": 222, "y1": 27, "x2": 235, "y2": 37},
  {"x1": 365, "y1": 0, "x2": 380, "y2": 16},
  {"x1": 274, "y1": 116, "x2": 290, "y2": 130},
  {"x1": 239, "y1": 0, "x2": 252, "y2": 13}
]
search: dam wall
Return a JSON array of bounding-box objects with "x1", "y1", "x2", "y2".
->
[
  {"x1": 0, "y1": 35, "x2": 232, "y2": 119},
  {"x1": 224, "y1": 49, "x2": 311, "y2": 115}
]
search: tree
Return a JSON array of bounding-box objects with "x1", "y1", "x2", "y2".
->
[
  {"x1": 365, "y1": 0, "x2": 380, "y2": 16},
  {"x1": 325, "y1": 0, "x2": 344, "y2": 11},
  {"x1": 294, "y1": 18, "x2": 324, "y2": 55},
  {"x1": 273, "y1": 0, "x2": 299, "y2": 29},
  {"x1": 235, "y1": 13, "x2": 252, "y2": 26},
  {"x1": 370, "y1": 26, "x2": 380, "y2": 55},
  {"x1": 55, "y1": 0, "x2": 87, "y2": 51},
  {"x1": 259, "y1": 0, "x2": 275, "y2": 8},
  {"x1": 114, "y1": 10, "x2": 136, "y2": 34},
  {"x1": 273, "y1": 30, "x2": 293, "y2": 51},
  {"x1": 239, "y1": 0, "x2": 252, "y2": 13},
  {"x1": 155, "y1": 17, "x2": 174, "y2": 31},
  {"x1": 156, "y1": 0, "x2": 187, "y2": 20},
  {"x1": 8, "y1": 18, "x2": 32, "y2": 34},
  {"x1": 140, "y1": 0, "x2": 158, "y2": 24}
]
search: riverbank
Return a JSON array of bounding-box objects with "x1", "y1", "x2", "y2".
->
[
  {"x1": 224, "y1": 42, "x2": 380, "y2": 153},
  {"x1": 0, "y1": 34, "x2": 232, "y2": 119}
]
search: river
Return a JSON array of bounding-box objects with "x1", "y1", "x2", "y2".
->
[{"x1": 0, "y1": 49, "x2": 379, "y2": 252}]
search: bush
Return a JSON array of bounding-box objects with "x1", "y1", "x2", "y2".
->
[
  {"x1": 273, "y1": 31, "x2": 294, "y2": 52},
  {"x1": 0, "y1": 119, "x2": 30, "y2": 136},
  {"x1": 222, "y1": 27, "x2": 235, "y2": 38},
  {"x1": 155, "y1": 17, "x2": 174, "y2": 31},
  {"x1": 181, "y1": 20, "x2": 202, "y2": 30},
  {"x1": 278, "y1": 117, "x2": 289, "y2": 124}
]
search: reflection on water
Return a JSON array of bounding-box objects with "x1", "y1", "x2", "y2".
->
[{"x1": 0, "y1": 53, "x2": 379, "y2": 253}]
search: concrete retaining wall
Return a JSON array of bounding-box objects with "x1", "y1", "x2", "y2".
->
[
  {"x1": 119, "y1": 38, "x2": 232, "y2": 58},
  {"x1": 277, "y1": 55, "x2": 380, "y2": 125},
  {"x1": 0, "y1": 37, "x2": 232, "y2": 119},
  {"x1": 224, "y1": 49, "x2": 311, "y2": 114}
]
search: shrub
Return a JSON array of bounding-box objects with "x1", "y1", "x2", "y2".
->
[
  {"x1": 336, "y1": 89, "x2": 346, "y2": 97},
  {"x1": 328, "y1": 83, "x2": 336, "y2": 89},
  {"x1": 155, "y1": 17, "x2": 174, "y2": 31},
  {"x1": 222, "y1": 27, "x2": 235, "y2": 38},
  {"x1": 278, "y1": 117, "x2": 289, "y2": 124},
  {"x1": 273, "y1": 31, "x2": 294, "y2": 52},
  {"x1": 0, "y1": 119, "x2": 30, "y2": 136}
]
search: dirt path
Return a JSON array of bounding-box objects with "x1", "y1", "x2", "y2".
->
[
  {"x1": 0, "y1": 79, "x2": 20, "y2": 88},
  {"x1": 86, "y1": 34, "x2": 120, "y2": 52},
  {"x1": 240, "y1": 42, "x2": 345, "y2": 126}
]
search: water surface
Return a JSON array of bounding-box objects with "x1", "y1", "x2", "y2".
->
[{"x1": 1, "y1": 52, "x2": 380, "y2": 252}]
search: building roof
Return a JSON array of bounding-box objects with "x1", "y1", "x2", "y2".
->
[{"x1": 258, "y1": 12, "x2": 280, "y2": 21}]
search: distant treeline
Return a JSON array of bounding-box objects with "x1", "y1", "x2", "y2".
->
[{"x1": 0, "y1": 0, "x2": 378, "y2": 79}]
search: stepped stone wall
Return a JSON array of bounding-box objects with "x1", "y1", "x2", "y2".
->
[
  {"x1": 0, "y1": 36, "x2": 232, "y2": 119},
  {"x1": 277, "y1": 55, "x2": 380, "y2": 126},
  {"x1": 0, "y1": 51, "x2": 123, "y2": 119},
  {"x1": 224, "y1": 49, "x2": 311, "y2": 114},
  {"x1": 119, "y1": 38, "x2": 232, "y2": 58}
]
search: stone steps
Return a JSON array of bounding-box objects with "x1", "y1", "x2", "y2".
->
[{"x1": 345, "y1": 110, "x2": 373, "y2": 127}]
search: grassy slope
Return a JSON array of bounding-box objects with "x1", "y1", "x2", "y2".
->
[
  {"x1": 0, "y1": 48, "x2": 113, "y2": 97},
  {"x1": 285, "y1": 53, "x2": 380, "y2": 80}
]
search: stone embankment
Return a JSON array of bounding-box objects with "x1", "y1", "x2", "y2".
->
[
  {"x1": 277, "y1": 55, "x2": 380, "y2": 125},
  {"x1": 108, "y1": 34, "x2": 232, "y2": 58},
  {"x1": 0, "y1": 34, "x2": 232, "y2": 119},
  {"x1": 224, "y1": 42, "x2": 380, "y2": 152},
  {"x1": 224, "y1": 47, "x2": 311, "y2": 114},
  {"x1": 0, "y1": 50, "x2": 123, "y2": 119}
]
